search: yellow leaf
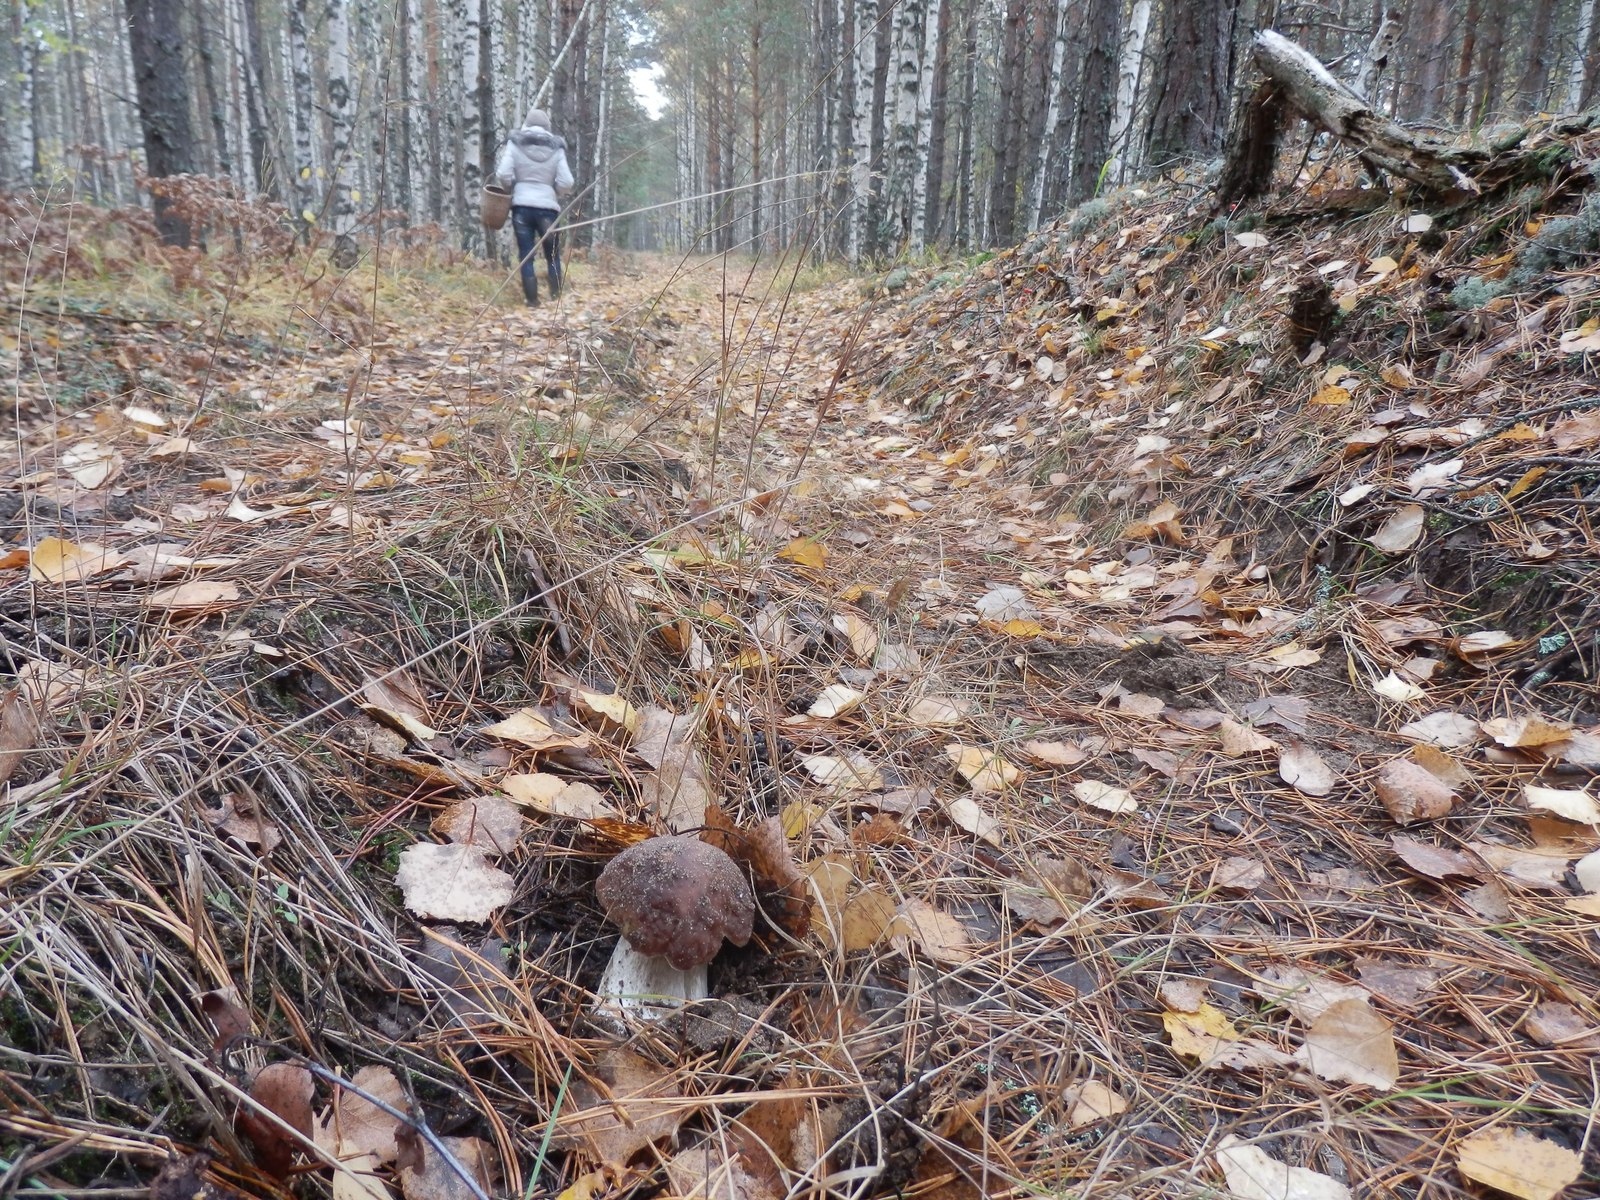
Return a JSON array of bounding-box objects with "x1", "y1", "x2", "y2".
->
[
  {"x1": 944, "y1": 743, "x2": 1021, "y2": 793},
  {"x1": 781, "y1": 800, "x2": 823, "y2": 837},
  {"x1": 28, "y1": 537, "x2": 126, "y2": 584},
  {"x1": 778, "y1": 536, "x2": 826, "y2": 569},
  {"x1": 1310, "y1": 385, "x2": 1351, "y2": 405},
  {"x1": 998, "y1": 618, "x2": 1045, "y2": 637},
  {"x1": 1457, "y1": 1129, "x2": 1582, "y2": 1200},
  {"x1": 1505, "y1": 466, "x2": 1547, "y2": 501},
  {"x1": 573, "y1": 689, "x2": 640, "y2": 740}
]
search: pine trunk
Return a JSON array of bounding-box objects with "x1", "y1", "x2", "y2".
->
[
  {"x1": 987, "y1": 0, "x2": 1025, "y2": 245},
  {"x1": 1145, "y1": 0, "x2": 1242, "y2": 167},
  {"x1": 125, "y1": 0, "x2": 197, "y2": 243}
]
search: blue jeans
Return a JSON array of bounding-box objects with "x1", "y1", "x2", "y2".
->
[{"x1": 511, "y1": 206, "x2": 560, "y2": 304}]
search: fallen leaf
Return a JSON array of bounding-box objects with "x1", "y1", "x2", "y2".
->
[
  {"x1": 1296, "y1": 998, "x2": 1399, "y2": 1090},
  {"x1": 889, "y1": 898, "x2": 974, "y2": 964},
  {"x1": 0, "y1": 689, "x2": 40, "y2": 785},
  {"x1": 1374, "y1": 759, "x2": 1456, "y2": 825},
  {"x1": 1525, "y1": 784, "x2": 1600, "y2": 825},
  {"x1": 974, "y1": 584, "x2": 1038, "y2": 622},
  {"x1": 907, "y1": 695, "x2": 969, "y2": 726},
  {"x1": 572, "y1": 689, "x2": 640, "y2": 741},
  {"x1": 552, "y1": 1049, "x2": 684, "y2": 1165},
  {"x1": 397, "y1": 1135, "x2": 497, "y2": 1200},
  {"x1": 145, "y1": 580, "x2": 243, "y2": 611},
  {"x1": 809, "y1": 683, "x2": 865, "y2": 719},
  {"x1": 840, "y1": 887, "x2": 897, "y2": 951},
  {"x1": 945, "y1": 743, "x2": 1021, "y2": 793},
  {"x1": 1163, "y1": 1004, "x2": 1293, "y2": 1071},
  {"x1": 1457, "y1": 630, "x2": 1518, "y2": 657},
  {"x1": 1215, "y1": 1136, "x2": 1352, "y2": 1200},
  {"x1": 1370, "y1": 505, "x2": 1425, "y2": 553},
  {"x1": 663, "y1": 1141, "x2": 777, "y2": 1200},
  {"x1": 802, "y1": 752, "x2": 883, "y2": 793},
  {"x1": 641, "y1": 740, "x2": 718, "y2": 831},
  {"x1": 1211, "y1": 857, "x2": 1267, "y2": 892},
  {"x1": 1219, "y1": 718, "x2": 1276, "y2": 756},
  {"x1": 833, "y1": 612, "x2": 879, "y2": 661},
  {"x1": 1019, "y1": 739, "x2": 1086, "y2": 767},
  {"x1": 238, "y1": 1063, "x2": 314, "y2": 1180},
  {"x1": 1002, "y1": 857, "x2": 1093, "y2": 924},
  {"x1": 1390, "y1": 834, "x2": 1481, "y2": 880},
  {"x1": 778, "y1": 536, "x2": 826, "y2": 569},
  {"x1": 481, "y1": 708, "x2": 589, "y2": 752},
  {"x1": 1456, "y1": 1128, "x2": 1582, "y2": 1200},
  {"x1": 1372, "y1": 671, "x2": 1425, "y2": 703},
  {"x1": 1524, "y1": 1002, "x2": 1599, "y2": 1047},
  {"x1": 1255, "y1": 967, "x2": 1372, "y2": 1025},
  {"x1": 1482, "y1": 716, "x2": 1571, "y2": 748},
  {"x1": 435, "y1": 796, "x2": 524, "y2": 855},
  {"x1": 1278, "y1": 742, "x2": 1336, "y2": 797},
  {"x1": 1468, "y1": 841, "x2": 1571, "y2": 889},
  {"x1": 315, "y1": 1066, "x2": 406, "y2": 1166},
  {"x1": 1063, "y1": 1081, "x2": 1128, "y2": 1129},
  {"x1": 1400, "y1": 711, "x2": 1480, "y2": 747},
  {"x1": 29, "y1": 537, "x2": 127, "y2": 583},
  {"x1": 395, "y1": 843, "x2": 514, "y2": 922},
  {"x1": 1073, "y1": 779, "x2": 1138, "y2": 814},
  {"x1": 204, "y1": 792, "x2": 283, "y2": 853},
  {"x1": 940, "y1": 793, "x2": 1004, "y2": 846}
]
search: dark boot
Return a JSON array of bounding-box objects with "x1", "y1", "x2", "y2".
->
[{"x1": 548, "y1": 266, "x2": 561, "y2": 301}]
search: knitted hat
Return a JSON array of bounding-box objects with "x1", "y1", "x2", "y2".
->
[{"x1": 524, "y1": 109, "x2": 551, "y2": 130}]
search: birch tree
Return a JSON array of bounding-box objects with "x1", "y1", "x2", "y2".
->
[
  {"x1": 288, "y1": 0, "x2": 318, "y2": 231},
  {"x1": 1108, "y1": 0, "x2": 1151, "y2": 182},
  {"x1": 882, "y1": 0, "x2": 925, "y2": 250},
  {"x1": 1025, "y1": 0, "x2": 1071, "y2": 230},
  {"x1": 325, "y1": 0, "x2": 357, "y2": 264},
  {"x1": 847, "y1": 0, "x2": 877, "y2": 262}
]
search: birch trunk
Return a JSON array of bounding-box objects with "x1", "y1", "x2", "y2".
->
[
  {"x1": 1026, "y1": 0, "x2": 1071, "y2": 230},
  {"x1": 908, "y1": 0, "x2": 940, "y2": 251},
  {"x1": 288, "y1": 0, "x2": 318, "y2": 231},
  {"x1": 1569, "y1": 0, "x2": 1597, "y2": 110},
  {"x1": 460, "y1": 0, "x2": 483, "y2": 253},
  {"x1": 883, "y1": 0, "x2": 924, "y2": 249},
  {"x1": 847, "y1": 0, "x2": 877, "y2": 263},
  {"x1": 1108, "y1": 0, "x2": 1151, "y2": 182},
  {"x1": 324, "y1": 0, "x2": 357, "y2": 263}
]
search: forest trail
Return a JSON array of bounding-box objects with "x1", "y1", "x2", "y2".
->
[{"x1": 6, "y1": 243, "x2": 1600, "y2": 1200}]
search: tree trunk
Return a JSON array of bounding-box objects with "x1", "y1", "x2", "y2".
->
[
  {"x1": 1145, "y1": 0, "x2": 1243, "y2": 167},
  {"x1": 987, "y1": 0, "x2": 1025, "y2": 245},
  {"x1": 1451, "y1": 0, "x2": 1481, "y2": 124},
  {"x1": 1069, "y1": 0, "x2": 1118, "y2": 204},
  {"x1": 288, "y1": 0, "x2": 318, "y2": 233},
  {"x1": 1515, "y1": 0, "x2": 1557, "y2": 110},
  {"x1": 1568, "y1": 0, "x2": 1598, "y2": 110},
  {"x1": 954, "y1": 0, "x2": 976, "y2": 247},
  {"x1": 847, "y1": 0, "x2": 877, "y2": 262},
  {"x1": 125, "y1": 0, "x2": 197, "y2": 244},
  {"x1": 1025, "y1": 0, "x2": 1070, "y2": 230},
  {"x1": 749, "y1": 11, "x2": 763, "y2": 252},
  {"x1": 1108, "y1": 0, "x2": 1152, "y2": 182},
  {"x1": 194, "y1": 0, "x2": 230, "y2": 176},
  {"x1": 884, "y1": 0, "x2": 924, "y2": 249},
  {"x1": 923, "y1": 0, "x2": 951, "y2": 244}
]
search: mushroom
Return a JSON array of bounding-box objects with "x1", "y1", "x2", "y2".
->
[{"x1": 594, "y1": 836, "x2": 754, "y2": 1019}]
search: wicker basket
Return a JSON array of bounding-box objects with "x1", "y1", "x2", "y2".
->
[{"x1": 481, "y1": 184, "x2": 512, "y2": 230}]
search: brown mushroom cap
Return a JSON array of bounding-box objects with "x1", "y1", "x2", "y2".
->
[{"x1": 596, "y1": 836, "x2": 755, "y2": 970}]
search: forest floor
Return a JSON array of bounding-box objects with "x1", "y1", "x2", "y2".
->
[{"x1": 3, "y1": 172, "x2": 1600, "y2": 1200}]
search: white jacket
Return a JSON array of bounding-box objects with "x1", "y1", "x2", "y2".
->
[{"x1": 495, "y1": 127, "x2": 574, "y2": 211}]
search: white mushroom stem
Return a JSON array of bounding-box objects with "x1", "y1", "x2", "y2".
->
[{"x1": 595, "y1": 940, "x2": 708, "y2": 1021}]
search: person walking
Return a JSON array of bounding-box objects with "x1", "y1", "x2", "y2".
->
[{"x1": 494, "y1": 108, "x2": 574, "y2": 307}]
